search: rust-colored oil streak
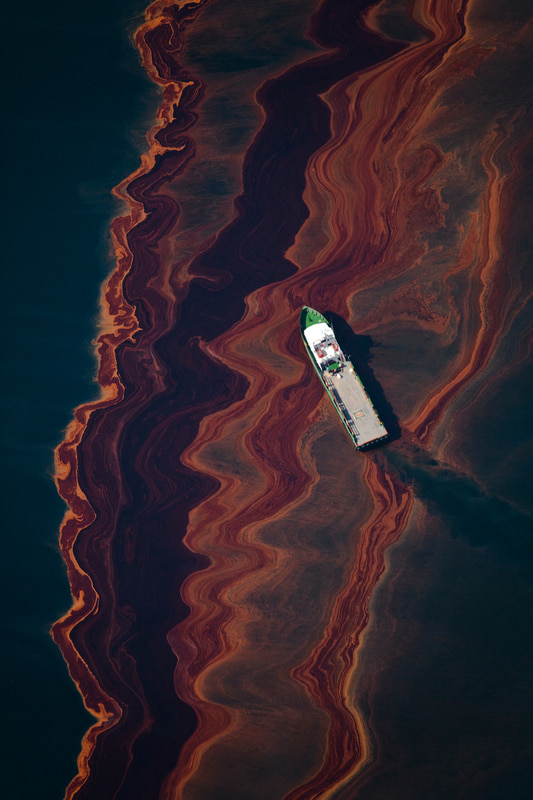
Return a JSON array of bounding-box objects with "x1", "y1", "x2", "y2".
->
[
  {"x1": 292, "y1": 0, "x2": 470, "y2": 295},
  {"x1": 52, "y1": 0, "x2": 532, "y2": 796},
  {"x1": 163, "y1": 0, "x2": 532, "y2": 798},
  {"x1": 282, "y1": 0, "x2": 532, "y2": 793},
  {"x1": 287, "y1": 461, "x2": 413, "y2": 799},
  {"x1": 291, "y1": 0, "x2": 532, "y2": 454},
  {"x1": 408, "y1": 125, "x2": 532, "y2": 445},
  {"x1": 165, "y1": 301, "x2": 326, "y2": 795},
  {"x1": 52, "y1": 2, "x2": 211, "y2": 798}
]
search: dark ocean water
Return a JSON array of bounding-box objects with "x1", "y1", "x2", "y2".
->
[{"x1": 1, "y1": 2, "x2": 156, "y2": 797}]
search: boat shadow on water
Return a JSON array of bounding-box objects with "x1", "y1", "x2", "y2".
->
[{"x1": 325, "y1": 311, "x2": 401, "y2": 446}]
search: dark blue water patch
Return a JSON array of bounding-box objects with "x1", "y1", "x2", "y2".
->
[
  {"x1": 1, "y1": 1, "x2": 158, "y2": 797},
  {"x1": 386, "y1": 444, "x2": 533, "y2": 565},
  {"x1": 353, "y1": 522, "x2": 533, "y2": 800},
  {"x1": 454, "y1": 352, "x2": 533, "y2": 517}
]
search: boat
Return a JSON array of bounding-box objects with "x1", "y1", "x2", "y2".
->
[{"x1": 300, "y1": 306, "x2": 388, "y2": 450}]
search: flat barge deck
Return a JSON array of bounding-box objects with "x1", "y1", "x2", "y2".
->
[{"x1": 300, "y1": 307, "x2": 388, "y2": 450}]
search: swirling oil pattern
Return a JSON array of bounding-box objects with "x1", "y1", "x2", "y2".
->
[{"x1": 52, "y1": 0, "x2": 533, "y2": 798}]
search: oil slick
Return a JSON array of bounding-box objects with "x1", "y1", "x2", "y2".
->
[{"x1": 53, "y1": 1, "x2": 533, "y2": 798}]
